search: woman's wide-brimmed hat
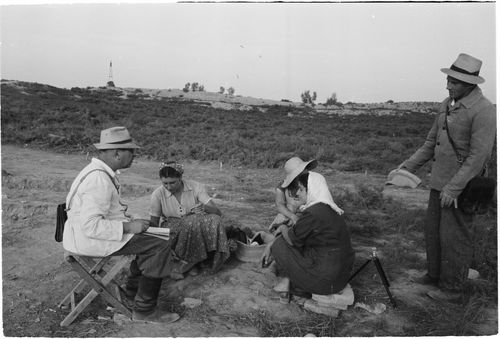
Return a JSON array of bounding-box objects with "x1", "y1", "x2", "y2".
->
[
  {"x1": 93, "y1": 126, "x2": 140, "y2": 150},
  {"x1": 441, "y1": 53, "x2": 485, "y2": 85},
  {"x1": 281, "y1": 157, "x2": 318, "y2": 188}
]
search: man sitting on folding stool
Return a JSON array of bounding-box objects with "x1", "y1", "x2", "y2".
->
[{"x1": 63, "y1": 126, "x2": 179, "y2": 324}]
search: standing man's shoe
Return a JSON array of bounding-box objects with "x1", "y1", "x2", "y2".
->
[
  {"x1": 412, "y1": 273, "x2": 438, "y2": 286},
  {"x1": 427, "y1": 289, "x2": 461, "y2": 302}
]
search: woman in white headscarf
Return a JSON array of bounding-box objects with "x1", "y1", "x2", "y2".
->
[
  {"x1": 268, "y1": 157, "x2": 343, "y2": 234},
  {"x1": 263, "y1": 171, "x2": 354, "y2": 299}
]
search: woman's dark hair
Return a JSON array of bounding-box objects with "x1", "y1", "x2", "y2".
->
[
  {"x1": 288, "y1": 172, "x2": 309, "y2": 197},
  {"x1": 159, "y1": 166, "x2": 182, "y2": 179}
]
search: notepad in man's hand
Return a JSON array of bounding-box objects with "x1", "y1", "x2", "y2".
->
[{"x1": 144, "y1": 227, "x2": 170, "y2": 240}]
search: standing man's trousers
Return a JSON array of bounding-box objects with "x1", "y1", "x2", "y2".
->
[{"x1": 425, "y1": 189, "x2": 474, "y2": 291}]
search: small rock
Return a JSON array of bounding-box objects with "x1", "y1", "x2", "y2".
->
[
  {"x1": 304, "y1": 334, "x2": 316, "y2": 337},
  {"x1": 354, "y1": 302, "x2": 386, "y2": 315},
  {"x1": 468, "y1": 268, "x2": 480, "y2": 280},
  {"x1": 181, "y1": 297, "x2": 202, "y2": 309},
  {"x1": 113, "y1": 313, "x2": 131, "y2": 325},
  {"x1": 303, "y1": 300, "x2": 340, "y2": 317}
]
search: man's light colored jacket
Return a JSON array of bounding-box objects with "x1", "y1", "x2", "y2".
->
[
  {"x1": 403, "y1": 87, "x2": 496, "y2": 198},
  {"x1": 62, "y1": 158, "x2": 133, "y2": 256}
]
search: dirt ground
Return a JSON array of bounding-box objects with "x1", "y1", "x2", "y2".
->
[{"x1": 2, "y1": 144, "x2": 497, "y2": 336}]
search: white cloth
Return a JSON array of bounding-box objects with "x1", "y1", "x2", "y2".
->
[
  {"x1": 304, "y1": 171, "x2": 337, "y2": 211},
  {"x1": 62, "y1": 158, "x2": 133, "y2": 256}
]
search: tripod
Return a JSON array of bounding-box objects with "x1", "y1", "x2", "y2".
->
[{"x1": 348, "y1": 247, "x2": 397, "y2": 308}]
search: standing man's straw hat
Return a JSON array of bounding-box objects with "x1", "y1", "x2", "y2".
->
[
  {"x1": 281, "y1": 157, "x2": 318, "y2": 188},
  {"x1": 93, "y1": 126, "x2": 140, "y2": 150},
  {"x1": 440, "y1": 53, "x2": 485, "y2": 84}
]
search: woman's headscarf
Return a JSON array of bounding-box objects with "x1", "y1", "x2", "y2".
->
[
  {"x1": 303, "y1": 171, "x2": 337, "y2": 211},
  {"x1": 159, "y1": 161, "x2": 184, "y2": 175}
]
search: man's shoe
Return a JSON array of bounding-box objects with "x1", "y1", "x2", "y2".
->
[
  {"x1": 413, "y1": 273, "x2": 438, "y2": 286},
  {"x1": 427, "y1": 289, "x2": 461, "y2": 302},
  {"x1": 132, "y1": 309, "x2": 180, "y2": 324}
]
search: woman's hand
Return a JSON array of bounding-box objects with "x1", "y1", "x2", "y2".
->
[
  {"x1": 261, "y1": 242, "x2": 274, "y2": 268},
  {"x1": 333, "y1": 206, "x2": 344, "y2": 215},
  {"x1": 189, "y1": 204, "x2": 205, "y2": 215},
  {"x1": 275, "y1": 224, "x2": 289, "y2": 237},
  {"x1": 289, "y1": 214, "x2": 299, "y2": 225}
]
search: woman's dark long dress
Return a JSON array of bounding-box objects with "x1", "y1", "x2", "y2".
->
[{"x1": 271, "y1": 202, "x2": 355, "y2": 295}]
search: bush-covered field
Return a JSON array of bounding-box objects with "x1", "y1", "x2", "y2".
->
[
  {"x1": 2, "y1": 81, "x2": 497, "y2": 336},
  {"x1": 1, "y1": 81, "x2": 436, "y2": 175}
]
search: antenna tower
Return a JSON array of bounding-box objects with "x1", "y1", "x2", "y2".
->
[{"x1": 107, "y1": 60, "x2": 115, "y2": 87}]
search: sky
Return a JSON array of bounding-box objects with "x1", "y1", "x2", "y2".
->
[{"x1": 1, "y1": 1, "x2": 496, "y2": 103}]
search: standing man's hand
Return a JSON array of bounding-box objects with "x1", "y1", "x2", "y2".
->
[
  {"x1": 439, "y1": 191, "x2": 458, "y2": 208},
  {"x1": 396, "y1": 161, "x2": 407, "y2": 170},
  {"x1": 123, "y1": 219, "x2": 150, "y2": 234}
]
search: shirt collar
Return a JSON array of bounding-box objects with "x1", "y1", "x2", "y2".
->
[
  {"x1": 91, "y1": 158, "x2": 117, "y2": 178},
  {"x1": 448, "y1": 86, "x2": 483, "y2": 110},
  {"x1": 162, "y1": 179, "x2": 193, "y2": 197}
]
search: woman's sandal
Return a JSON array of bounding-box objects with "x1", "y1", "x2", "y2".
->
[{"x1": 289, "y1": 285, "x2": 312, "y2": 299}]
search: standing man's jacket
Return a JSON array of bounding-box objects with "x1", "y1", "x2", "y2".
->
[
  {"x1": 403, "y1": 87, "x2": 496, "y2": 198},
  {"x1": 62, "y1": 158, "x2": 134, "y2": 256}
]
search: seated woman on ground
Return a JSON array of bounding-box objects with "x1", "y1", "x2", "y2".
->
[
  {"x1": 149, "y1": 161, "x2": 230, "y2": 280},
  {"x1": 269, "y1": 157, "x2": 343, "y2": 234},
  {"x1": 262, "y1": 171, "x2": 354, "y2": 299}
]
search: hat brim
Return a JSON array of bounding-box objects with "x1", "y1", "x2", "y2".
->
[
  {"x1": 441, "y1": 68, "x2": 484, "y2": 84},
  {"x1": 386, "y1": 169, "x2": 421, "y2": 188},
  {"x1": 94, "y1": 142, "x2": 140, "y2": 150},
  {"x1": 281, "y1": 159, "x2": 318, "y2": 188}
]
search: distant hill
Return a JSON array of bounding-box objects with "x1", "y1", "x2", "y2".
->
[{"x1": 1, "y1": 79, "x2": 437, "y2": 174}]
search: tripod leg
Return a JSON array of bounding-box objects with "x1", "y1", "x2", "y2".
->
[
  {"x1": 348, "y1": 259, "x2": 372, "y2": 283},
  {"x1": 373, "y1": 257, "x2": 397, "y2": 308}
]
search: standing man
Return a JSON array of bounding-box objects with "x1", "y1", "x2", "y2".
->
[
  {"x1": 63, "y1": 126, "x2": 179, "y2": 323},
  {"x1": 396, "y1": 53, "x2": 496, "y2": 301}
]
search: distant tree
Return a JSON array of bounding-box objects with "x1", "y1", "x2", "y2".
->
[
  {"x1": 191, "y1": 82, "x2": 199, "y2": 92},
  {"x1": 301, "y1": 90, "x2": 317, "y2": 106},
  {"x1": 227, "y1": 87, "x2": 235, "y2": 96},
  {"x1": 198, "y1": 85, "x2": 205, "y2": 92},
  {"x1": 219, "y1": 86, "x2": 225, "y2": 94},
  {"x1": 106, "y1": 81, "x2": 115, "y2": 88},
  {"x1": 325, "y1": 93, "x2": 337, "y2": 106},
  {"x1": 301, "y1": 90, "x2": 309, "y2": 104},
  {"x1": 183, "y1": 83, "x2": 190, "y2": 93},
  {"x1": 386, "y1": 99, "x2": 394, "y2": 104}
]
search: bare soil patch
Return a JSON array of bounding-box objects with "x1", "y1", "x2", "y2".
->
[{"x1": 2, "y1": 145, "x2": 496, "y2": 336}]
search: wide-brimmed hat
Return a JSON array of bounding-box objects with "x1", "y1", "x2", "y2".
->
[
  {"x1": 441, "y1": 53, "x2": 485, "y2": 84},
  {"x1": 386, "y1": 169, "x2": 421, "y2": 189},
  {"x1": 281, "y1": 157, "x2": 318, "y2": 188},
  {"x1": 93, "y1": 126, "x2": 140, "y2": 150}
]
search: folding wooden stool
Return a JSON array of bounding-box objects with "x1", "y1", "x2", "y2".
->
[{"x1": 58, "y1": 253, "x2": 133, "y2": 326}]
